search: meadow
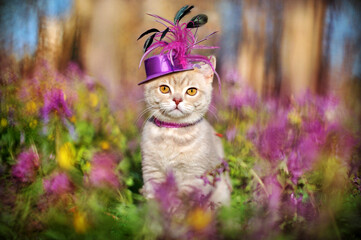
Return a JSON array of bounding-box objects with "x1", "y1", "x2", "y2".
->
[{"x1": 0, "y1": 57, "x2": 360, "y2": 239}]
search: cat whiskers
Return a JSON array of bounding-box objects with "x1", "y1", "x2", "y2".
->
[
  {"x1": 180, "y1": 105, "x2": 193, "y2": 114},
  {"x1": 136, "y1": 97, "x2": 147, "y2": 103},
  {"x1": 209, "y1": 104, "x2": 217, "y2": 112},
  {"x1": 141, "y1": 109, "x2": 161, "y2": 129},
  {"x1": 136, "y1": 106, "x2": 153, "y2": 124},
  {"x1": 208, "y1": 105, "x2": 219, "y2": 122}
]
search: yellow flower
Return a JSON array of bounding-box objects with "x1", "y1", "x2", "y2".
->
[
  {"x1": 89, "y1": 93, "x2": 98, "y2": 107},
  {"x1": 73, "y1": 211, "x2": 88, "y2": 234},
  {"x1": 25, "y1": 101, "x2": 37, "y2": 114},
  {"x1": 57, "y1": 142, "x2": 75, "y2": 170},
  {"x1": 288, "y1": 109, "x2": 302, "y2": 125},
  {"x1": 29, "y1": 119, "x2": 38, "y2": 128},
  {"x1": 100, "y1": 141, "x2": 110, "y2": 150},
  {"x1": 186, "y1": 207, "x2": 212, "y2": 231},
  {"x1": 70, "y1": 115, "x2": 76, "y2": 123},
  {"x1": 1, "y1": 118, "x2": 7, "y2": 127}
]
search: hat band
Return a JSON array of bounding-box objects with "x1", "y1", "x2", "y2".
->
[{"x1": 145, "y1": 55, "x2": 186, "y2": 77}]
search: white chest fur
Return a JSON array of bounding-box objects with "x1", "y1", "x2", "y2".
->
[{"x1": 141, "y1": 119, "x2": 223, "y2": 192}]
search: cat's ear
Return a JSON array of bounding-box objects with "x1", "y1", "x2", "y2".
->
[
  {"x1": 193, "y1": 55, "x2": 216, "y2": 82},
  {"x1": 209, "y1": 55, "x2": 216, "y2": 70}
]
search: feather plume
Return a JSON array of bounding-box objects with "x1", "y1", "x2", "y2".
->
[
  {"x1": 186, "y1": 14, "x2": 208, "y2": 28},
  {"x1": 137, "y1": 28, "x2": 160, "y2": 40},
  {"x1": 138, "y1": 6, "x2": 221, "y2": 88},
  {"x1": 160, "y1": 28, "x2": 170, "y2": 41},
  {"x1": 174, "y1": 5, "x2": 194, "y2": 24}
]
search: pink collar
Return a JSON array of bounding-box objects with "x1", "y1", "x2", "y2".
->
[{"x1": 150, "y1": 116, "x2": 203, "y2": 128}]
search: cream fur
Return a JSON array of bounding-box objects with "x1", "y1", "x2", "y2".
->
[{"x1": 141, "y1": 56, "x2": 231, "y2": 206}]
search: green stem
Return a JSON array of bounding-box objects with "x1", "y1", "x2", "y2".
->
[{"x1": 250, "y1": 168, "x2": 270, "y2": 197}]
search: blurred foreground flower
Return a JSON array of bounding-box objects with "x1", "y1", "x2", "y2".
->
[
  {"x1": 25, "y1": 100, "x2": 38, "y2": 115},
  {"x1": 186, "y1": 207, "x2": 213, "y2": 232},
  {"x1": 151, "y1": 172, "x2": 217, "y2": 239},
  {"x1": 43, "y1": 172, "x2": 74, "y2": 196},
  {"x1": 153, "y1": 172, "x2": 182, "y2": 214},
  {"x1": 200, "y1": 160, "x2": 230, "y2": 187},
  {"x1": 42, "y1": 88, "x2": 72, "y2": 122},
  {"x1": 87, "y1": 152, "x2": 120, "y2": 189},
  {"x1": 254, "y1": 117, "x2": 289, "y2": 163},
  {"x1": 57, "y1": 142, "x2": 75, "y2": 170},
  {"x1": 226, "y1": 126, "x2": 237, "y2": 142},
  {"x1": 89, "y1": 93, "x2": 99, "y2": 107},
  {"x1": 100, "y1": 141, "x2": 110, "y2": 150},
  {"x1": 73, "y1": 211, "x2": 88, "y2": 234},
  {"x1": 12, "y1": 149, "x2": 39, "y2": 182},
  {"x1": 1, "y1": 118, "x2": 8, "y2": 127},
  {"x1": 287, "y1": 109, "x2": 302, "y2": 125}
]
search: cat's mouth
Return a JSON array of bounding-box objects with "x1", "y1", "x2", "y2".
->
[
  {"x1": 172, "y1": 107, "x2": 183, "y2": 113},
  {"x1": 162, "y1": 107, "x2": 186, "y2": 118},
  {"x1": 174, "y1": 106, "x2": 182, "y2": 112}
]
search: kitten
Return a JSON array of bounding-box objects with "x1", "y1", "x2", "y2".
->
[{"x1": 141, "y1": 56, "x2": 231, "y2": 206}]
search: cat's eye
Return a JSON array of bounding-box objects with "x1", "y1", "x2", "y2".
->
[
  {"x1": 159, "y1": 85, "x2": 170, "y2": 94},
  {"x1": 186, "y1": 88, "x2": 197, "y2": 96}
]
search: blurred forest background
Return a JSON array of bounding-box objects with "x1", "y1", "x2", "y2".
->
[{"x1": 1, "y1": 0, "x2": 360, "y2": 102}]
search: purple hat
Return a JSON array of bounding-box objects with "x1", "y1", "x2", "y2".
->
[
  {"x1": 137, "y1": 5, "x2": 220, "y2": 86},
  {"x1": 138, "y1": 54, "x2": 193, "y2": 85}
]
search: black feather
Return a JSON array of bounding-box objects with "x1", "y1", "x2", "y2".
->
[
  {"x1": 187, "y1": 14, "x2": 208, "y2": 28},
  {"x1": 137, "y1": 28, "x2": 159, "y2": 40},
  {"x1": 143, "y1": 33, "x2": 156, "y2": 52},
  {"x1": 160, "y1": 28, "x2": 169, "y2": 41},
  {"x1": 174, "y1": 5, "x2": 194, "y2": 24},
  {"x1": 174, "y1": 5, "x2": 188, "y2": 24}
]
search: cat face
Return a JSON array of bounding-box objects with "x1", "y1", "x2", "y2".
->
[{"x1": 144, "y1": 57, "x2": 216, "y2": 124}]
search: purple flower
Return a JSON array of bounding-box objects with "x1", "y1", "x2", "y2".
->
[
  {"x1": 264, "y1": 175, "x2": 282, "y2": 212},
  {"x1": 284, "y1": 192, "x2": 317, "y2": 221},
  {"x1": 88, "y1": 152, "x2": 120, "y2": 189},
  {"x1": 229, "y1": 86, "x2": 258, "y2": 110},
  {"x1": 303, "y1": 119, "x2": 326, "y2": 145},
  {"x1": 200, "y1": 175, "x2": 211, "y2": 186},
  {"x1": 221, "y1": 159, "x2": 230, "y2": 172},
  {"x1": 43, "y1": 172, "x2": 74, "y2": 195},
  {"x1": 41, "y1": 88, "x2": 72, "y2": 122},
  {"x1": 287, "y1": 135, "x2": 320, "y2": 183},
  {"x1": 66, "y1": 62, "x2": 83, "y2": 79},
  {"x1": 296, "y1": 91, "x2": 339, "y2": 118},
  {"x1": 226, "y1": 126, "x2": 237, "y2": 142},
  {"x1": 255, "y1": 119, "x2": 288, "y2": 163},
  {"x1": 152, "y1": 172, "x2": 215, "y2": 239},
  {"x1": 12, "y1": 149, "x2": 39, "y2": 182},
  {"x1": 200, "y1": 160, "x2": 230, "y2": 187},
  {"x1": 153, "y1": 172, "x2": 182, "y2": 213}
]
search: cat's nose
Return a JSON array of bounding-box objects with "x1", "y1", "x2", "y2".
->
[{"x1": 173, "y1": 98, "x2": 183, "y2": 106}]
